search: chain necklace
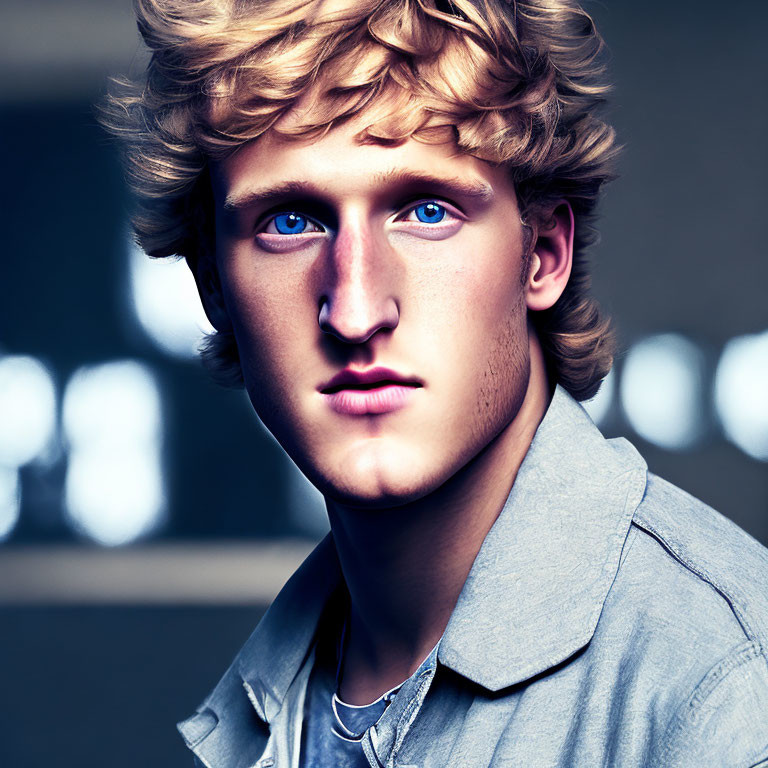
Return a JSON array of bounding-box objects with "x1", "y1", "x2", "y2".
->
[{"x1": 330, "y1": 610, "x2": 402, "y2": 742}]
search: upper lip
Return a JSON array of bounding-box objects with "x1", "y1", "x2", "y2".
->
[{"x1": 319, "y1": 367, "x2": 424, "y2": 394}]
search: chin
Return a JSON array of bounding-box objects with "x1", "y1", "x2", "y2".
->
[
  {"x1": 308, "y1": 444, "x2": 449, "y2": 510},
  {"x1": 322, "y1": 479, "x2": 439, "y2": 511}
]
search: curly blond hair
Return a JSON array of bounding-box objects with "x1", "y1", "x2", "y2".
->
[{"x1": 102, "y1": 0, "x2": 618, "y2": 400}]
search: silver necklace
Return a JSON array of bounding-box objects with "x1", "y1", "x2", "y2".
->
[{"x1": 330, "y1": 612, "x2": 402, "y2": 742}]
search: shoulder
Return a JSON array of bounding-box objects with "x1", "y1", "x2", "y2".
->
[
  {"x1": 631, "y1": 472, "x2": 768, "y2": 648},
  {"x1": 658, "y1": 639, "x2": 768, "y2": 766},
  {"x1": 607, "y1": 471, "x2": 768, "y2": 764}
]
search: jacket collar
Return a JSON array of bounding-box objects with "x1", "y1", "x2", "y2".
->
[
  {"x1": 235, "y1": 534, "x2": 342, "y2": 723},
  {"x1": 178, "y1": 385, "x2": 647, "y2": 755},
  {"x1": 177, "y1": 536, "x2": 343, "y2": 765},
  {"x1": 438, "y1": 384, "x2": 647, "y2": 690}
]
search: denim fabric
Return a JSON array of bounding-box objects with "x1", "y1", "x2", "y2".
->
[{"x1": 177, "y1": 385, "x2": 768, "y2": 768}]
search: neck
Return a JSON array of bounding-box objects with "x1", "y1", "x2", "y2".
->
[{"x1": 325, "y1": 332, "x2": 552, "y2": 705}]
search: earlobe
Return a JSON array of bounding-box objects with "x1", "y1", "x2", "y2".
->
[
  {"x1": 189, "y1": 253, "x2": 233, "y2": 333},
  {"x1": 525, "y1": 202, "x2": 574, "y2": 313}
]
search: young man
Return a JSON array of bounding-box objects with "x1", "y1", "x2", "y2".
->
[{"x1": 106, "y1": 0, "x2": 768, "y2": 765}]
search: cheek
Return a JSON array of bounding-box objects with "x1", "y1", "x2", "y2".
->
[
  {"x1": 470, "y1": 303, "x2": 530, "y2": 444},
  {"x1": 220, "y1": 252, "x2": 313, "y2": 392},
  {"x1": 437, "y1": 248, "x2": 527, "y2": 357},
  {"x1": 444, "y1": 255, "x2": 530, "y2": 443}
]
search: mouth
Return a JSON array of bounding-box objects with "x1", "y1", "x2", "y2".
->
[{"x1": 319, "y1": 367, "x2": 423, "y2": 416}]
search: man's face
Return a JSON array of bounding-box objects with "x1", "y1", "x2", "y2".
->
[{"x1": 209, "y1": 120, "x2": 533, "y2": 506}]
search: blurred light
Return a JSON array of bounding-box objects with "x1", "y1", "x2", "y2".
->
[
  {"x1": 65, "y1": 448, "x2": 165, "y2": 547},
  {"x1": 63, "y1": 360, "x2": 161, "y2": 449},
  {"x1": 0, "y1": 356, "x2": 57, "y2": 466},
  {"x1": 128, "y1": 236, "x2": 214, "y2": 359},
  {"x1": 582, "y1": 368, "x2": 615, "y2": 427},
  {"x1": 0, "y1": 466, "x2": 20, "y2": 542},
  {"x1": 620, "y1": 334, "x2": 706, "y2": 451},
  {"x1": 63, "y1": 360, "x2": 166, "y2": 546},
  {"x1": 714, "y1": 330, "x2": 768, "y2": 461}
]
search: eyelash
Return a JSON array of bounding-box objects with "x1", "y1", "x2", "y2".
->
[
  {"x1": 396, "y1": 200, "x2": 459, "y2": 225},
  {"x1": 259, "y1": 211, "x2": 324, "y2": 236}
]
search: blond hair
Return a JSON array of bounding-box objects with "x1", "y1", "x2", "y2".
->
[{"x1": 102, "y1": 0, "x2": 618, "y2": 400}]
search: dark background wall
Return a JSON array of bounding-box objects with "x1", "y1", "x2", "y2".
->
[
  {"x1": 0, "y1": 1, "x2": 766, "y2": 766},
  {"x1": 592, "y1": 0, "x2": 768, "y2": 541}
]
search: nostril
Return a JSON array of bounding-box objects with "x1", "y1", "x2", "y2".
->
[
  {"x1": 317, "y1": 296, "x2": 399, "y2": 345},
  {"x1": 318, "y1": 298, "x2": 332, "y2": 334}
]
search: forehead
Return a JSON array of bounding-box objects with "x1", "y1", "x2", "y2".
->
[{"x1": 211, "y1": 117, "x2": 515, "y2": 210}]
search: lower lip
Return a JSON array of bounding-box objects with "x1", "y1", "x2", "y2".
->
[{"x1": 322, "y1": 384, "x2": 420, "y2": 416}]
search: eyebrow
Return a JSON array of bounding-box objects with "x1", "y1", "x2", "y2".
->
[
  {"x1": 372, "y1": 169, "x2": 495, "y2": 203},
  {"x1": 222, "y1": 170, "x2": 495, "y2": 212},
  {"x1": 223, "y1": 181, "x2": 319, "y2": 212}
]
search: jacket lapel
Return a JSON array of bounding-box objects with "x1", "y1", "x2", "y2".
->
[{"x1": 439, "y1": 385, "x2": 647, "y2": 690}]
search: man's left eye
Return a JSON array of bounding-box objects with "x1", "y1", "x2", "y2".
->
[{"x1": 404, "y1": 202, "x2": 448, "y2": 224}]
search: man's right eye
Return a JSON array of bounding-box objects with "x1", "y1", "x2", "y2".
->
[{"x1": 261, "y1": 212, "x2": 325, "y2": 235}]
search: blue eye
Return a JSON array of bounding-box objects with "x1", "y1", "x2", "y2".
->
[
  {"x1": 413, "y1": 202, "x2": 446, "y2": 223},
  {"x1": 273, "y1": 212, "x2": 309, "y2": 234}
]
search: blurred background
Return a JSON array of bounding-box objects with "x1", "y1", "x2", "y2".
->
[{"x1": 0, "y1": 0, "x2": 766, "y2": 765}]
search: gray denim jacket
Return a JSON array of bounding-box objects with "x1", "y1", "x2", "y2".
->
[{"x1": 177, "y1": 386, "x2": 768, "y2": 767}]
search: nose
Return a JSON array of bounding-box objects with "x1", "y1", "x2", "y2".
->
[{"x1": 318, "y1": 217, "x2": 400, "y2": 344}]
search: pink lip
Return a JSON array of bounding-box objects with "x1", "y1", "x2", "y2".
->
[{"x1": 319, "y1": 367, "x2": 423, "y2": 416}]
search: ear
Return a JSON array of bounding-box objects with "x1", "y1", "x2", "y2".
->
[
  {"x1": 525, "y1": 201, "x2": 574, "y2": 312},
  {"x1": 188, "y1": 252, "x2": 233, "y2": 333}
]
